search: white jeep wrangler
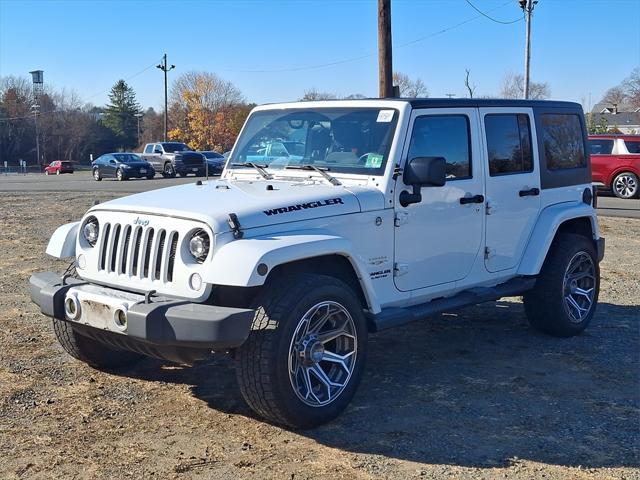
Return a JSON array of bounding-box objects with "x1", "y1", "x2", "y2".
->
[{"x1": 30, "y1": 99, "x2": 604, "y2": 428}]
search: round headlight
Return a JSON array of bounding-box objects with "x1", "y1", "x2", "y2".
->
[
  {"x1": 83, "y1": 216, "x2": 99, "y2": 246},
  {"x1": 188, "y1": 229, "x2": 210, "y2": 262}
]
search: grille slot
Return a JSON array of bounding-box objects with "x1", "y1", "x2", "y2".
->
[
  {"x1": 120, "y1": 225, "x2": 131, "y2": 274},
  {"x1": 154, "y1": 230, "x2": 166, "y2": 280},
  {"x1": 109, "y1": 225, "x2": 121, "y2": 273},
  {"x1": 167, "y1": 232, "x2": 178, "y2": 282},
  {"x1": 143, "y1": 229, "x2": 155, "y2": 279}
]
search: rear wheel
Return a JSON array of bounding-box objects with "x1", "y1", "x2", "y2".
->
[
  {"x1": 56, "y1": 170, "x2": 60, "y2": 175},
  {"x1": 53, "y1": 318, "x2": 143, "y2": 369},
  {"x1": 93, "y1": 168, "x2": 102, "y2": 181},
  {"x1": 235, "y1": 273, "x2": 367, "y2": 429},
  {"x1": 524, "y1": 233, "x2": 599, "y2": 337},
  {"x1": 612, "y1": 172, "x2": 639, "y2": 199}
]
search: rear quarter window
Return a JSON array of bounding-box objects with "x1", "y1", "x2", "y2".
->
[
  {"x1": 625, "y1": 140, "x2": 640, "y2": 154},
  {"x1": 588, "y1": 139, "x2": 614, "y2": 155},
  {"x1": 541, "y1": 114, "x2": 586, "y2": 170}
]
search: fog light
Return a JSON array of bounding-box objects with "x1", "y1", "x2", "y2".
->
[
  {"x1": 189, "y1": 273, "x2": 203, "y2": 291},
  {"x1": 113, "y1": 308, "x2": 127, "y2": 330},
  {"x1": 64, "y1": 295, "x2": 80, "y2": 320},
  {"x1": 77, "y1": 254, "x2": 86, "y2": 269}
]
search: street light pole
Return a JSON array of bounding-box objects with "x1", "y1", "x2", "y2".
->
[
  {"x1": 156, "y1": 53, "x2": 175, "y2": 141},
  {"x1": 29, "y1": 70, "x2": 44, "y2": 165},
  {"x1": 520, "y1": 0, "x2": 537, "y2": 99}
]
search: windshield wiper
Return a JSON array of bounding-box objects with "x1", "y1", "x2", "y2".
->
[
  {"x1": 231, "y1": 162, "x2": 273, "y2": 180},
  {"x1": 285, "y1": 164, "x2": 341, "y2": 186}
]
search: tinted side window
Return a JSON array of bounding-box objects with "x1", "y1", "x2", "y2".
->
[
  {"x1": 408, "y1": 115, "x2": 471, "y2": 180},
  {"x1": 625, "y1": 140, "x2": 640, "y2": 154},
  {"x1": 588, "y1": 139, "x2": 614, "y2": 155},
  {"x1": 144, "y1": 144, "x2": 152, "y2": 154},
  {"x1": 541, "y1": 114, "x2": 586, "y2": 170},
  {"x1": 485, "y1": 114, "x2": 533, "y2": 175}
]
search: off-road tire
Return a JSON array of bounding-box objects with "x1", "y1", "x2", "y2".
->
[
  {"x1": 523, "y1": 233, "x2": 599, "y2": 337},
  {"x1": 53, "y1": 318, "x2": 143, "y2": 369},
  {"x1": 235, "y1": 273, "x2": 368, "y2": 429},
  {"x1": 93, "y1": 168, "x2": 102, "y2": 181}
]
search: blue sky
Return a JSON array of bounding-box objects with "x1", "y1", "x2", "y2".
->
[{"x1": 1, "y1": 0, "x2": 639, "y2": 110}]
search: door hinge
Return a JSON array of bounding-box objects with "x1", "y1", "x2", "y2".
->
[
  {"x1": 394, "y1": 212, "x2": 409, "y2": 227},
  {"x1": 394, "y1": 263, "x2": 409, "y2": 277},
  {"x1": 484, "y1": 247, "x2": 496, "y2": 259}
]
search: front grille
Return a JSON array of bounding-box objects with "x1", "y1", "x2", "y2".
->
[
  {"x1": 98, "y1": 223, "x2": 179, "y2": 283},
  {"x1": 181, "y1": 153, "x2": 204, "y2": 166}
]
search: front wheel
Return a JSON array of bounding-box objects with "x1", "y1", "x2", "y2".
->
[
  {"x1": 235, "y1": 273, "x2": 367, "y2": 429},
  {"x1": 524, "y1": 233, "x2": 600, "y2": 337},
  {"x1": 612, "y1": 172, "x2": 639, "y2": 199},
  {"x1": 116, "y1": 169, "x2": 126, "y2": 181},
  {"x1": 162, "y1": 163, "x2": 175, "y2": 178},
  {"x1": 93, "y1": 168, "x2": 102, "y2": 181},
  {"x1": 45, "y1": 170, "x2": 49, "y2": 176},
  {"x1": 53, "y1": 319, "x2": 143, "y2": 369}
]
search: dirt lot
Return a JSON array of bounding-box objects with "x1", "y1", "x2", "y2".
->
[{"x1": 1, "y1": 191, "x2": 638, "y2": 480}]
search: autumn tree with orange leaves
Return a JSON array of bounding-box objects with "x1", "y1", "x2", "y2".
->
[{"x1": 168, "y1": 71, "x2": 252, "y2": 152}]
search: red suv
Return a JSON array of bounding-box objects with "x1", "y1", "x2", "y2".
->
[
  {"x1": 44, "y1": 160, "x2": 74, "y2": 175},
  {"x1": 589, "y1": 135, "x2": 640, "y2": 199}
]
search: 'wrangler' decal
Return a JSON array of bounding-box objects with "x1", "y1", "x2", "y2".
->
[{"x1": 264, "y1": 198, "x2": 344, "y2": 216}]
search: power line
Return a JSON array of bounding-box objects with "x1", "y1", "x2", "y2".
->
[
  {"x1": 464, "y1": 0, "x2": 524, "y2": 25},
  {"x1": 219, "y1": 0, "x2": 516, "y2": 73}
]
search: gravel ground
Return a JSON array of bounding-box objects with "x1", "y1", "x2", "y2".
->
[{"x1": 0, "y1": 191, "x2": 638, "y2": 480}]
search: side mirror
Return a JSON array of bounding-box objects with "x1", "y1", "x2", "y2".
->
[
  {"x1": 109, "y1": 159, "x2": 116, "y2": 164},
  {"x1": 399, "y1": 156, "x2": 446, "y2": 207},
  {"x1": 154, "y1": 148, "x2": 162, "y2": 154}
]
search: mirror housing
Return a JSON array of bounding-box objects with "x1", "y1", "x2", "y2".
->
[{"x1": 399, "y1": 156, "x2": 446, "y2": 207}]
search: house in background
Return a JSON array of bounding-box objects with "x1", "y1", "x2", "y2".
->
[{"x1": 590, "y1": 102, "x2": 640, "y2": 134}]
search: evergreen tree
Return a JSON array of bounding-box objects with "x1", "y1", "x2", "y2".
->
[{"x1": 102, "y1": 80, "x2": 140, "y2": 150}]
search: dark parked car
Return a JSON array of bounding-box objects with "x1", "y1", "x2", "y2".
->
[
  {"x1": 92, "y1": 153, "x2": 155, "y2": 181},
  {"x1": 200, "y1": 151, "x2": 226, "y2": 175},
  {"x1": 44, "y1": 160, "x2": 74, "y2": 175}
]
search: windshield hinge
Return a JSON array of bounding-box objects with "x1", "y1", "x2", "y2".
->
[{"x1": 228, "y1": 213, "x2": 244, "y2": 239}]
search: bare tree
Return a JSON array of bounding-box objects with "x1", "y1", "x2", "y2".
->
[
  {"x1": 622, "y1": 67, "x2": 640, "y2": 108},
  {"x1": 601, "y1": 86, "x2": 628, "y2": 107},
  {"x1": 500, "y1": 72, "x2": 550, "y2": 100},
  {"x1": 300, "y1": 89, "x2": 337, "y2": 101},
  {"x1": 393, "y1": 71, "x2": 428, "y2": 98},
  {"x1": 464, "y1": 69, "x2": 476, "y2": 98}
]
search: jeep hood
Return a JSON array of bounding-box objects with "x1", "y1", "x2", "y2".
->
[{"x1": 89, "y1": 179, "x2": 384, "y2": 233}]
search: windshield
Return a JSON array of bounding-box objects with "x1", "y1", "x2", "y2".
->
[
  {"x1": 162, "y1": 142, "x2": 191, "y2": 153},
  {"x1": 114, "y1": 153, "x2": 143, "y2": 163},
  {"x1": 230, "y1": 108, "x2": 399, "y2": 175}
]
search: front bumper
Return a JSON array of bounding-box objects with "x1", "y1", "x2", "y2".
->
[
  {"x1": 175, "y1": 164, "x2": 205, "y2": 175},
  {"x1": 29, "y1": 271, "x2": 254, "y2": 351}
]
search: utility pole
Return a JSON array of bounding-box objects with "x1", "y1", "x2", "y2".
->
[
  {"x1": 378, "y1": 0, "x2": 393, "y2": 98},
  {"x1": 520, "y1": 0, "x2": 537, "y2": 99},
  {"x1": 156, "y1": 54, "x2": 175, "y2": 141}
]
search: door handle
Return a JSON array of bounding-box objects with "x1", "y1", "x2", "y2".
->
[
  {"x1": 459, "y1": 194, "x2": 485, "y2": 205},
  {"x1": 519, "y1": 187, "x2": 540, "y2": 197}
]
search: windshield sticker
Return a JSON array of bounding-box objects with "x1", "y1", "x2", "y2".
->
[
  {"x1": 365, "y1": 153, "x2": 383, "y2": 168},
  {"x1": 376, "y1": 110, "x2": 394, "y2": 123},
  {"x1": 263, "y1": 198, "x2": 344, "y2": 216}
]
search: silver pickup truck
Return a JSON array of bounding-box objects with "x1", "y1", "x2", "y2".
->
[{"x1": 141, "y1": 142, "x2": 206, "y2": 178}]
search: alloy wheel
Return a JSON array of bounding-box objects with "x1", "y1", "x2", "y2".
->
[
  {"x1": 613, "y1": 173, "x2": 638, "y2": 199},
  {"x1": 563, "y1": 251, "x2": 596, "y2": 323},
  {"x1": 288, "y1": 301, "x2": 357, "y2": 407}
]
